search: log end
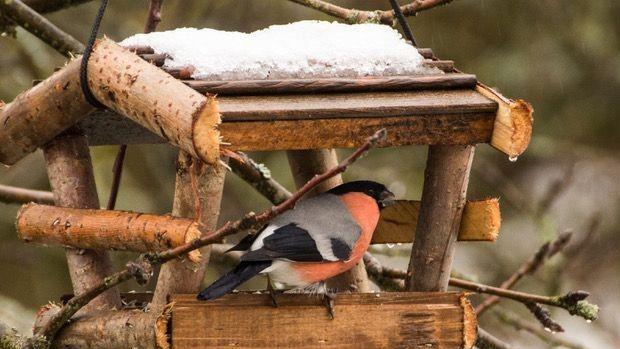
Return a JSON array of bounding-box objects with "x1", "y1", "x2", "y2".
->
[
  {"x1": 156, "y1": 303, "x2": 173, "y2": 349},
  {"x1": 192, "y1": 95, "x2": 221, "y2": 166},
  {"x1": 476, "y1": 84, "x2": 534, "y2": 159},
  {"x1": 460, "y1": 294, "x2": 478, "y2": 349},
  {"x1": 459, "y1": 198, "x2": 501, "y2": 242},
  {"x1": 15, "y1": 202, "x2": 38, "y2": 243}
]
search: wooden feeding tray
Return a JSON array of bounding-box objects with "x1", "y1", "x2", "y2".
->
[{"x1": 169, "y1": 292, "x2": 477, "y2": 349}]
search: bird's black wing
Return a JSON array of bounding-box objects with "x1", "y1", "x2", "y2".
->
[{"x1": 240, "y1": 223, "x2": 349, "y2": 263}]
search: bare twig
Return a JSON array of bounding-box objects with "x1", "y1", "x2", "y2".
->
[
  {"x1": 361, "y1": 252, "x2": 598, "y2": 322},
  {"x1": 227, "y1": 151, "x2": 293, "y2": 205},
  {"x1": 495, "y1": 309, "x2": 586, "y2": 349},
  {"x1": 287, "y1": 0, "x2": 457, "y2": 26},
  {"x1": 23, "y1": 0, "x2": 93, "y2": 14},
  {"x1": 34, "y1": 129, "x2": 387, "y2": 345},
  {"x1": 143, "y1": 0, "x2": 164, "y2": 33},
  {"x1": 106, "y1": 0, "x2": 165, "y2": 210},
  {"x1": 476, "y1": 327, "x2": 512, "y2": 349},
  {"x1": 105, "y1": 145, "x2": 126, "y2": 210},
  {"x1": 0, "y1": 0, "x2": 83, "y2": 56},
  {"x1": 0, "y1": 184, "x2": 54, "y2": 205},
  {"x1": 476, "y1": 232, "x2": 573, "y2": 315}
]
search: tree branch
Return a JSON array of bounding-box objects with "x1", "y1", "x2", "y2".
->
[
  {"x1": 0, "y1": 184, "x2": 54, "y2": 205},
  {"x1": 475, "y1": 232, "x2": 573, "y2": 315},
  {"x1": 362, "y1": 252, "x2": 598, "y2": 323},
  {"x1": 0, "y1": 0, "x2": 83, "y2": 56},
  {"x1": 495, "y1": 309, "x2": 586, "y2": 349},
  {"x1": 33, "y1": 129, "x2": 386, "y2": 346},
  {"x1": 23, "y1": 0, "x2": 93, "y2": 14},
  {"x1": 476, "y1": 327, "x2": 512, "y2": 349},
  {"x1": 287, "y1": 0, "x2": 458, "y2": 25},
  {"x1": 226, "y1": 150, "x2": 292, "y2": 205}
]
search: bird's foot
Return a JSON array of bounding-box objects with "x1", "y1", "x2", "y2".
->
[
  {"x1": 317, "y1": 281, "x2": 336, "y2": 320},
  {"x1": 323, "y1": 291, "x2": 336, "y2": 320},
  {"x1": 267, "y1": 280, "x2": 279, "y2": 308}
]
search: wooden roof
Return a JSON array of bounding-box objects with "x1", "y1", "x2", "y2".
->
[{"x1": 79, "y1": 47, "x2": 504, "y2": 151}]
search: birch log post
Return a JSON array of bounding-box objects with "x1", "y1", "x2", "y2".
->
[
  {"x1": 406, "y1": 145, "x2": 475, "y2": 292},
  {"x1": 151, "y1": 152, "x2": 226, "y2": 306},
  {"x1": 43, "y1": 130, "x2": 121, "y2": 310},
  {"x1": 0, "y1": 38, "x2": 220, "y2": 166},
  {"x1": 16, "y1": 203, "x2": 203, "y2": 262},
  {"x1": 286, "y1": 149, "x2": 370, "y2": 292}
]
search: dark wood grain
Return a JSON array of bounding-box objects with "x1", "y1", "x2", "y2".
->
[{"x1": 183, "y1": 73, "x2": 475, "y2": 95}]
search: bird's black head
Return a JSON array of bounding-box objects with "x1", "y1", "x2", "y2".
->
[{"x1": 327, "y1": 180, "x2": 396, "y2": 209}]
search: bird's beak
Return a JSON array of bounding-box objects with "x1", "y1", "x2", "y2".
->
[{"x1": 378, "y1": 190, "x2": 396, "y2": 209}]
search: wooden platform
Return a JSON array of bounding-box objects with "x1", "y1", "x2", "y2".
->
[
  {"x1": 80, "y1": 87, "x2": 497, "y2": 150},
  {"x1": 74, "y1": 46, "x2": 508, "y2": 151},
  {"x1": 170, "y1": 292, "x2": 477, "y2": 349}
]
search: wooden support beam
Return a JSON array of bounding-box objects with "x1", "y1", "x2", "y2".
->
[
  {"x1": 14, "y1": 198, "x2": 500, "y2": 255},
  {"x1": 170, "y1": 292, "x2": 477, "y2": 349},
  {"x1": 476, "y1": 83, "x2": 533, "y2": 158},
  {"x1": 0, "y1": 38, "x2": 220, "y2": 166},
  {"x1": 35, "y1": 304, "x2": 170, "y2": 349},
  {"x1": 287, "y1": 149, "x2": 370, "y2": 292},
  {"x1": 86, "y1": 39, "x2": 220, "y2": 165},
  {"x1": 152, "y1": 152, "x2": 226, "y2": 306},
  {"x1": 372, "y1": 198, "x2": 500, "y2": 244},
  {"x1": 16, "y1": 203, "x2": 203, "y2": 262},
  {"x1": 43, "y1": 130, "x2": 121, "y2": 310},
  {"x1": 0, "y1": 60, "x2": 91, "y2": 165},
  {"x1": 406, "y1": 145, "x2": 475, "y2": 292}
]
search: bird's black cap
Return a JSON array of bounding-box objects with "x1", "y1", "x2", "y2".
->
[{"x1": 327, "y1": 180, "x2": 395, "y2": 209}]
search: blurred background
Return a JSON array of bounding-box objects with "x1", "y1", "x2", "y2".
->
[{"x1": 0, "y1": 1, "x2": 618, "y2": 347}]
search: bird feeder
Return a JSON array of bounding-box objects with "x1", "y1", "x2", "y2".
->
[{"x1": 0, "y1": 22, "x2": 532, "y2": 349}]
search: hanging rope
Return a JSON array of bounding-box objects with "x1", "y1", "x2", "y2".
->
[
  {"x1": 80, "y1": 0, "x2": 109, "y2": 109},
  {"x1": 388, "y1": 0, "x2": 418, "y2": 47}
]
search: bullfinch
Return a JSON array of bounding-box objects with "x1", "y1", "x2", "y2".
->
[{"x1": 197, "y1": 180, "x2": 395, "y2": 317}]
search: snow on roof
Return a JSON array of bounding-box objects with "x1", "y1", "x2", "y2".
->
[{"x1": 121, "y1": 21, "x2": 441, "y2": 81}]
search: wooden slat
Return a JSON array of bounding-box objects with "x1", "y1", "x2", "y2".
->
[
  {"x1": 170, "y1": 292, "x2": 476, "y2": 349},
  {"x1": 80, "y1": 89, "x2": 498, "y2": 149},
  {"x1": 183, "y1": 73, "x2": 475, "y2": 95},
  {"x1": 372, "y1": 199, "x2": 501, "y2": 244},
  {"x1": 218, "y1": 89, "x2": 496, "y2": 121},
  {"x1": 220, "y1": 113, "x2": 494, "y2": 151}
]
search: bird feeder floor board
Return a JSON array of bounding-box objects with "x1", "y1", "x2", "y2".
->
[{"x1": 169, "y1": 292, "x2": 477, "y2": 349}]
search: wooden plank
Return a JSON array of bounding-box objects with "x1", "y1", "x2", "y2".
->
[
  {"x1": 81, "y1": 89, "x2": 497, "y2": 148},
  {"x1": 372, "y1": 198, "x2": 500, "y2": 244},
  {"x1": 218, "y1": 89, "x2": 496, "y2": 121},
  {"x1": 220, "y1": 113, "x2": 494, "y2": 151},
  {"x1": 183, "y1": 73, "x2": 476, "y2": 95},
  {"x1": 170, "y1": 292, "x2": 477, "y2": 349}
]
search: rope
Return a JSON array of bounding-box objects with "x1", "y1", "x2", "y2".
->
[
  {"x1": 388, "y1": 0, "x2": 418, "y2": 47},
  {"x1": 80, "y1": 0, "x2": 109, "y2": 109}
]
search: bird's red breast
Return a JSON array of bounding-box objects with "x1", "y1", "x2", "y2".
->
[{"x1": 291, "y1": 192, "x2": 380, "y2": 284}]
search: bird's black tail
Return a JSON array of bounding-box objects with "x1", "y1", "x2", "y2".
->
[{"x1": 197, "y1": 261, "x2": 272, "y2": 300}]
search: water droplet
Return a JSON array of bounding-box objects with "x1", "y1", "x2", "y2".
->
[
  {"x1": 386, "y1": 243, "x2": 395, "y2": 248},
  {"x1": 509, "y1": 156, "x2": 519, "y2": 162}
]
